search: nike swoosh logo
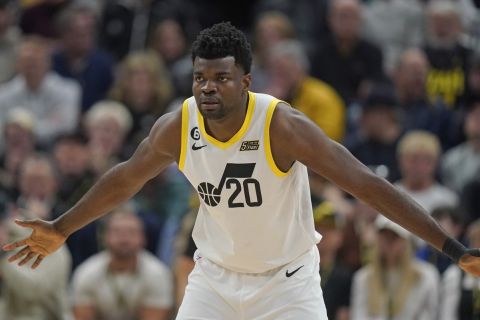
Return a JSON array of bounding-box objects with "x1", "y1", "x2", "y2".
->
[
  {"x1": 286, "y1": 265, "x2": 304, "y2": 277},
  {"x1": 192, "y1": 143, "x2": 207, "y2": 150}
]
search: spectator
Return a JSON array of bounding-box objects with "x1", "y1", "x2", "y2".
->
[
  {"x1": 0, "y1": 0, "x2": 21, "y2": 83},
  {"x1": 0, "y1": 154, "x2": 72, "y2": 320},
  {"x1": 347, "y1": 84, "x2": 403, "y2": 182},
  {"x1": 0, "y1": 36, "x2": 81, "y2": 147},
  {"x1": 84, "y1": 100, "x2": 132, "y2": 176},
  {"x1": 15, "y1": 154, "x2": 62, "y2": 218},
  {"x1": 149, "y1": 18, "x2": 193, "y2": 98},
  {"x1": 0, "y1": 108, "x2": 35, "y2": 200},
  {"x1": 416, "y1": 207, "x2": 464, "y2": 275},
  {"x1": 71, "y1": 204, "x2": 174, "y2": 320},
  {"x1": 310, "y1": 0, "x2": 384, "y2": 106},
  {"x1": 109, "y1": 51, "x2": 173, "y2": 156},
  {"x1": 255, "y1": 0, "x2": 330, "y2": 57},
  {"x1": 362, "y1": 0, "x2": 424, "y2": 74},
  {"x1": 394, "y1": 48, "x2": 457, "y2": 149},
  {"x1": 250, "y1": 11, "x2": 296, "y2": 93},
  {"x1": 52, "y1": 5, "x2": 114, "y2": 111},
  {"x1": 314, "y1": 202, "x2": 352, "y2": 320},
  {"x1": 395, "y1": 130, "x2": 458, "y2": 214},
  {"x1": 424, "y1": 0, "x2": 472, "y2": 108},
  {"x1": 350, "y1": 215, "x2": 439, "y2": 320},
  {"x1": 265, "y1": 40, "x2": 346, "y2": 141},
  {"x1": 442, "y1": 101, "x2": 480, "y2": 193},
  {"x1": 440, "y1": 219, "x2": 480, "y2": 320}
]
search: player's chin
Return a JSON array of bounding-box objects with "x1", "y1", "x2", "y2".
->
[{"x1": 200, "y1": 108, "x2": 224, "y2": 120}]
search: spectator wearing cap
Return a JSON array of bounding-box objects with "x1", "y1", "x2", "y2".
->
[
  {"x1": 350, "y1": 215, "x2": 439, "y2": 320},
  {"x1": 442, "y1": 101, "x2": 480, "y2": 194},
  {"x1": 0, "y1": 108, "x2": 36, "y2": 200},
  {"x1": 314, "y1": 201, "x2": 352, "y2": 320},
  {"x1": 0, "y1": 0, "x2": 21, "y2": 83},
  {"x1": 440, "y1": 219, "x2": 480, "y2": 320},
  {"x1": 265, "y1": 40, "x2": 346, "y2": 142},
  {"x1": 394, "y1": 48, "x2": 458, "y2": 149},
  {"x1": 346, "y1": 84, "x2": 403, "y2": 182},
  {"x1": 395, "y1": 130, "x2": 458, "y2": 214},
  {"x1": 0, "y1": 36, "x2": 81, "y2": 147}
]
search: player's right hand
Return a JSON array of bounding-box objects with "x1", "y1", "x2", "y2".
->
[{"x1": 2, "y1": 219, "x2": 67, "y2": 269}]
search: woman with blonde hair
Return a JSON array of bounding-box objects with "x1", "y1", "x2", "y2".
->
[
  {"x1": 351, "y1": 215, "x2": 440, "y2": 320},
  {"x1": 109, "y1": 51, "x2": 173, "y2": 155}
]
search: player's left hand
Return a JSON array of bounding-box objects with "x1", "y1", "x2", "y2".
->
[{"x1": 459, "y1": 249, "x2": 480, "y2": 276}]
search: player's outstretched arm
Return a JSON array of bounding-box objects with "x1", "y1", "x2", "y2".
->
[
  {"x1": 3, "y1": 109, "x2": 182, "y2": 268},
  {"x1": 270, "y1": 103, "x2": 480, "y2": 276}
]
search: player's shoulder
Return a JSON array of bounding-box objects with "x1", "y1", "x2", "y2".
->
[
  {"x1": 149, "y1": 104, "x2": 183, "y2": 141},
  {"x1": 268, "y1": 99, "x2": 311, "y2": 137}
]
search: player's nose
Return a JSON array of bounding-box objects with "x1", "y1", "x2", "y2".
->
[{"x1": 201, "y1": 80, "x2": 217, "y2": 94}]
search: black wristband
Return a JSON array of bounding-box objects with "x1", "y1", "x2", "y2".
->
[{"x1": 442, "y1": 237, "x2": 467, "y2": 263}]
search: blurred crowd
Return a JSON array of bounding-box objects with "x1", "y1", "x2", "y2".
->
[{"x1": 0, "y1": 0, "x2": 479, "y2": 319}]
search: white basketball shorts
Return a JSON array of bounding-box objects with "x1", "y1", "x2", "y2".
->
[{"x1": 176, "y1": 246, "x2": 328, "y2": 320}]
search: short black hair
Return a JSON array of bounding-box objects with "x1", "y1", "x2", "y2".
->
[{"x1": 191, "y1": 22, "x2": 252, "y2": 74}]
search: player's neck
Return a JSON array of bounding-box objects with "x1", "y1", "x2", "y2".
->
[{"x1": 204, "y1": 93, "x2": 249, "y2": 142}]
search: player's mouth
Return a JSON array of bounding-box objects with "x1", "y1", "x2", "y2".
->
[{"x1": 200, "y1": 100, "x2": 220, "y2": 110}]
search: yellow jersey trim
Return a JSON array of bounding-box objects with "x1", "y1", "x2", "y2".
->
[
  {"x1": 178, "y1": 100, "x2": 189, "y2": 171},
  {"x1": 197, "y1": 91, "x2": 256, "y2": 149},
  {"x1": 265, "y1": 99, "x2": 291, "y2": 177}
]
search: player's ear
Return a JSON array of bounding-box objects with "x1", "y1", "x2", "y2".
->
[{"x1": 242, "y1": 73, "x2": 252, "y2": 92}]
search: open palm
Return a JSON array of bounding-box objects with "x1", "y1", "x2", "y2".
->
[{"x1": 2, "y1": 219, "x2": 67, "y2": 269}]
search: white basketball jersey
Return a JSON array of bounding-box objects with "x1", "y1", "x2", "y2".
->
[{"x1": 179, "y1": 91, "x2": 321, "y2": 273}]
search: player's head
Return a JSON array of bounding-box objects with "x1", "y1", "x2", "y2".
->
[{"x1": 191, "y1": 22, "x2": 252, "y2": 120}]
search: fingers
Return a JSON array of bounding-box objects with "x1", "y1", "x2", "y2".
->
[
  {"x1": 18, "y1": 252, "x2": 35, "y2": 266},
  {"x1": 14, "y1": 219, "x2": 37, "y2": 228},
  {"x1": 31, "y1": 255, "x2": 44, "y2": 269},
  {"x1": 7, "y1": 246, "x2": 30, "y2": 262},
  {"x1": 2, "y1": 239, "x2": 28, "y2": 251}
]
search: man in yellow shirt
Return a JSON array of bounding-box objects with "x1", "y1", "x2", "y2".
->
[{"x1": 265, "y1": 40, "x2": 346, "y2": 142}]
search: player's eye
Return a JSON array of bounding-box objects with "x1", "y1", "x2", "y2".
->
[
  {"x1": 218, "y1": 76, "x2": 228, "y2": 82},
  {"x1": 194, "y1": 76, "x2": 204, "y2": 82}
]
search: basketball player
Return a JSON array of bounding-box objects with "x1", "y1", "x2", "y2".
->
[{"x1": 4, "y1": 22, "x2": 480, "y2": 319}]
